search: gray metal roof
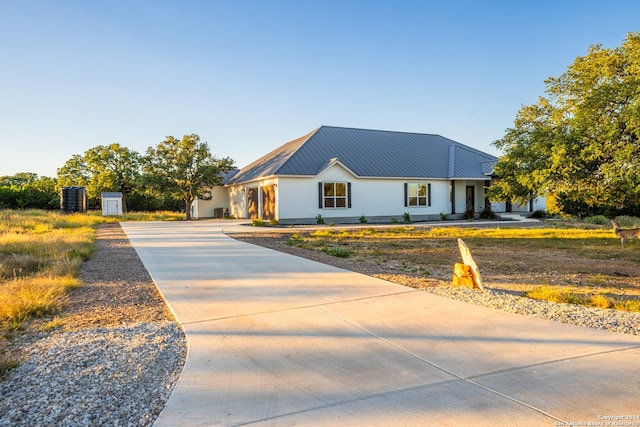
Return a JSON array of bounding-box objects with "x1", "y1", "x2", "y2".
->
[{"x1": 225, "y1": 126, "x2": 496, "y2": 184}]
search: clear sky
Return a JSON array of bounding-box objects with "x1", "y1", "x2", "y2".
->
[{"x1": 1, "y1": 0, "x2": 639, "y2": 178}]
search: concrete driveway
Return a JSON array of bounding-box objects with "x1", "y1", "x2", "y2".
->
[{"x1": 121, "y1": 221, "x2": 640, "y2": 426}]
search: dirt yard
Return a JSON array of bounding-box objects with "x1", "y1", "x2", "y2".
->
[{"x1": 230, "y1": 221, "x2": 640, "y2": 305}]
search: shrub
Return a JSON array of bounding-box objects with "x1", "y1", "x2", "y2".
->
[
  {"x1": 402, "y1": 212, "x2": 411, "y2": 224},
  {"x1": 390, "y1": 217, "x2": 398, "y2": 224},
  {"x1": 479, "y1": 207, "x2": 498, "y2": 219},
  {"x1": 251, "y1": 219, "x2": 266, "y2": 227},
  {"x1": 285, "y1": 234, "x2": 304, "y2": 247},
  {"x1": 324, "y1": 247, "x2": 350, "y2": 258},
  {"x1": 440, "y1": 212, "x2": 448, "y2": 220},
  {"x1": 584, "y1": 215, "x2": 608, "y2": 225},
  {"x1": 530, "y1": 210, "x2": 549, "y2": 219},
  {"x1": 359, "y1": 215, "x2": 368, "y2": 224},
  {"x1": 590, "y1": 294, "x2": 612, "y2": 309},
  {"x1": 316, "y1": 214, "x2": 325, "y2": 225},
  {"x1": 613, "y1": 299, "x2": 640, "y2": 312},
  {"x1": 613, "y1": 215, "x2": 640, "y2": 228},
  {"x1": 463, "y1": 208, "x2": 475, "y2": 220}
]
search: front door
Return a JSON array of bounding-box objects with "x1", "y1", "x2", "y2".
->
[{"x1": 466, "y1": 186, "x2": 475, "y2": 214}]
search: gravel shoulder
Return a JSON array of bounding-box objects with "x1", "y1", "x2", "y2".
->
[{"x1": 0, "y1": 223, "x2": 186, "y2": 427}]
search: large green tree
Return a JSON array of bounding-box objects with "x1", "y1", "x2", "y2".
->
[
  {"x1": 57, "y1": 144, "x2": 141, "y2": 212},
  {"x1": 490, "y1": 32, "x2": 640, "y2": 213},
  {"x1": 143, "y1": 134, "x2": 235, "y2": 220}
]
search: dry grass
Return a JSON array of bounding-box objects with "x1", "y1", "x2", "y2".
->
[
  {"x1": 0, "y1": 211, "x2": 104, "y2": 331},
  {"x1": 0, "y1": 210, "x2": 183, "y2": 330},
  {"x1": 0, "y1": 209, "x2": 183, "y2": 377},
  {"x1": 0, "y1": 275, "x2": 81, "y2": 328},
  {"x1": 281, "y1": 221, "x2": 640, "y2": 311}
]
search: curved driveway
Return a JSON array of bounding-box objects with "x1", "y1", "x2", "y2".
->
[{"x1": 121, "y1": 220, "x2": 640, "y2": 426}]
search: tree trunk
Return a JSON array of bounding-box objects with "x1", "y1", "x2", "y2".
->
[{"x1": 185, "y1": 196, "x2": 193, "y2": 220}]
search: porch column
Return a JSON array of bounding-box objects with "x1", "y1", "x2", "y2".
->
[
  {"x1": 484, "y1": 180, "x2": 491, "y2": 210},
  {"x1": 450, "y1": 180, "x2": 456, "y2": 214}
]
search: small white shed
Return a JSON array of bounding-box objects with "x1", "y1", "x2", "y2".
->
[{"x1": 101, "y1": 192, "x2": 123, "y2": 216}]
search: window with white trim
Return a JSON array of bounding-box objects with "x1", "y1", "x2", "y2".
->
[{"x1": 404, "y1": 183, "x2": 431, "y2": 207}]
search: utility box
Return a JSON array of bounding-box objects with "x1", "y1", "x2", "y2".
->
[{"x1": 101, "y1": 192, "x2": 123, "y2": 216}]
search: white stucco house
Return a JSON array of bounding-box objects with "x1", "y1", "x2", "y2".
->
[{"x1": 192, "y1": 126, "x2": 544, "y2": 224}]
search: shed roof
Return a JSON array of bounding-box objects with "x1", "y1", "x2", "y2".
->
[
  {"x1": 224, "y1": 126, "x2": 496, "y2": 184},
  {"x1": 101, "y1": 192, "x2": 123, "y2": 198}
]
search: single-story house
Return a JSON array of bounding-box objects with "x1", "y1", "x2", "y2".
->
[{"x1": 192, "y1": 126, "x2": 544, "y2": 224}]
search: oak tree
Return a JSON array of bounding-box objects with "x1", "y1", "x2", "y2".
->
[
  {"x1": 57, "y1": 144, "x2": 141, "y2": 212},
  {"x1": 143, "y1": 134, "x2": 235, "y2": 220},
  {"x1": 490, "y1": 32, "x2": 640, "y2": 214}
]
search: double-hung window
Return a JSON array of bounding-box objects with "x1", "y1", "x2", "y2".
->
[
  {"x1": 318, "y1": 182, "x2": 351, "y2": 208},
  {"x1": 405, "y1": 183, "x2": 431, "y2": 207}
]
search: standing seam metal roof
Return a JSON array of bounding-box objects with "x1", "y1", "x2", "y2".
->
[{"x1": 224, "y1": 126, "x2": 496, "y2": 184}]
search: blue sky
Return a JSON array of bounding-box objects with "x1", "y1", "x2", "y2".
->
[{"x1": 1, "y1": 0, "x2": 639, "y2": 178}]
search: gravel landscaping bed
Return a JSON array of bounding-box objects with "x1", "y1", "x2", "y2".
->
[
  {"x1": 231, "y1": 231, "x2": 640, "y2": 336},
  {"x1": 0, "y1": 223, "x2": 186, "y2": 427},
  {"x1": 426, "y1": 286, "x2": 640, "y2": 336}
]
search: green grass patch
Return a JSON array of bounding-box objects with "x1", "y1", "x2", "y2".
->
[{"x1": 323, "y1": 246, "x2": 351, "y2": 258}]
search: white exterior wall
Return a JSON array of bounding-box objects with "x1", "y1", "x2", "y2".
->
[
  {"x1": 222, "y1": 165, "x2": 536, "y2": 223},
  {"x1": 491, "y1": 197, "x2": 547, "y2": 214},
  {"x1": 275, "y1": 164, "x2": 480, "y2": 223},
  {"x1": 430, "y1": 180, "x2": 489, "y2": 216},
  {"x1": 226, "y1": 178, "x2": 279, "y2": 219},
  {"x1": 452, "y1": 180, "x2": 467, "y2": 214},
  {"x1": 275, "y1": 177, "x2": 319, "y2": 220},
  {"x1": 191, "y1": 186, "x2": 230, "y2": 219},
  {"x1": 228, "y1": 186, "x2": 245, "y2": 219},
  {"x1": 532, "y1": 197, "x2": 546, "y2": 211},
  {"x1": 101, "y1": 196, "x2": 123, "y2": 216}
]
